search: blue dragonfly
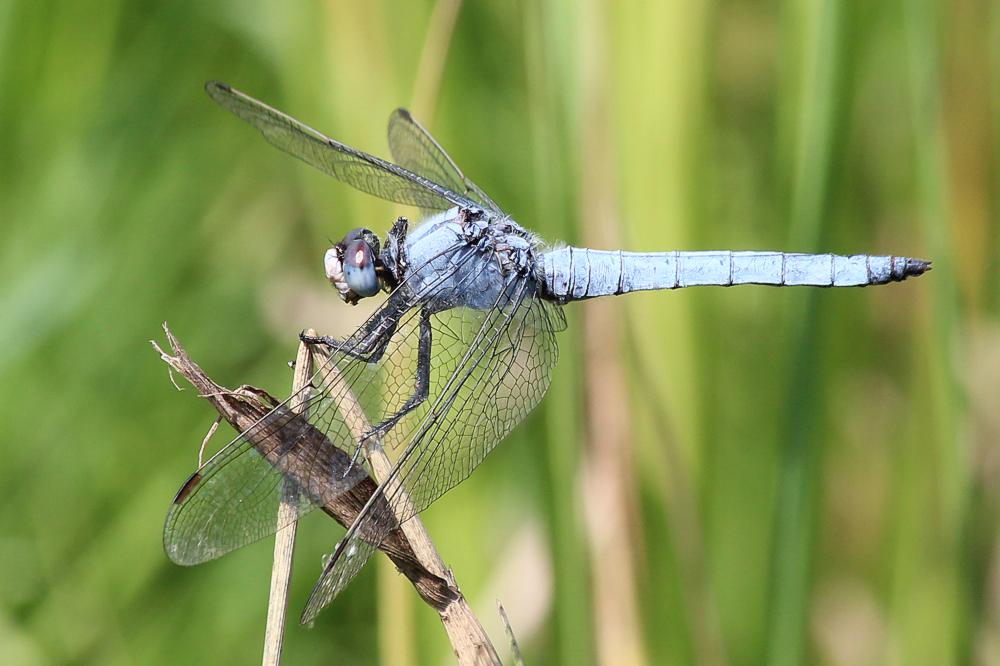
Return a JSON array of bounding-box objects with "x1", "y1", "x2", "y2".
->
[{"x1": 164, "y1": 82, "x2": 929, "y2": 624}]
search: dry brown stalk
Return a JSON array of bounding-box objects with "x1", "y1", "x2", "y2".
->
[{"x1": 154, "y1": 324, "x2": 500, "y2": 665}]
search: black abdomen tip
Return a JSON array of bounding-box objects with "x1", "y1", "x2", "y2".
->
[
  {"x1": 903, "y1": 258, "x2": 932, "y2": 278},
  {"x1": 890, "y1": 257, "x2": 931, "y2": 281}
]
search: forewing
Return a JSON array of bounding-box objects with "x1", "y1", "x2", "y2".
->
[
  {"x1": 387, "y1": 109, "x2": 502, "y2": 214},
  {"x1": 163, "y1": 402, "x2": 368, "y2": 565},
  {"x1": 164, "y1": 239, "x2": 473, "y2": 570},
  {"x1": 207, "y1": 83, "x2": 479, "y2": 210},
  {"x1": 301, "y1": 281, "x2": 563, "y2": 622}
]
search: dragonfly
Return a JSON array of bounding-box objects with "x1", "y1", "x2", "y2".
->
[{"x1": 164, "y1": 81, "x2": 930, "y2": 624}]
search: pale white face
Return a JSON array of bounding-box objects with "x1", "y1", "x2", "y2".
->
[{"x1": 324, "y1": 247, "x2": 351, "y2": 302}]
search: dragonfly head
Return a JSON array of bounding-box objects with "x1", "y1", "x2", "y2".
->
[{"x1": 326, "y1": 228, "x2": 385, "y2": 305}]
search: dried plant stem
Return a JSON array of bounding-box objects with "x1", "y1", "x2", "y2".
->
[
  {"x1": 154, "y1": 325, "x2": 500, "y2": 666},
  {"x1": 261, "y1": 337, "x2": 315, "y2": 666},
  {"x1": 309, "y1": 346, "x2": 447, "y2": 578},
  {"x1": 308, "y1": 343, "x2": 501, "y2": 665}
]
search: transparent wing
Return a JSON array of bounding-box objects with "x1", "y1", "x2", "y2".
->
[
  {"x1": 207, "y1": 82, "x2": 480, "y2": 211},
  {"x1": 163, "y1": 271, "x2": 450, "y2": 565},
  {"x1": 301, "y1": 280, "x2": 565, "y2": 623},
  {"x1": 163, "y1": 402, "x2": 369, "y2": 565},
  {"x1": 163, "y1": 243, "x2": 558, "y2": 570},
  {"x1": 387, "y1": 109, "x2": 502, "y2": 214}
]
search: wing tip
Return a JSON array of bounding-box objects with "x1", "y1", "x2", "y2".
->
[
  {"x1": 162, "y1": 534, "x2": 197, "y2": 567},
  {"x1": 299, "y1": 586, "x2": 329, "y2": 626}
]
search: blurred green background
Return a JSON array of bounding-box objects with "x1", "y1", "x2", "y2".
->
[{"x1": 0, "y1": 0, "x2": 988, "y2": 664}]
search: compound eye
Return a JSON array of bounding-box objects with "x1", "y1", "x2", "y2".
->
[
  {"x1": 343, "y1": 239, "x2": 380, "y2": 297},
  {"x1": 342, "y1": 227, "x2": 367, "y2": 244}
]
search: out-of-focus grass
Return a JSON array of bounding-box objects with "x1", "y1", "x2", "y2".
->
[{"x1": 0, "y1": 1, "x2": 987, "y2": 665}]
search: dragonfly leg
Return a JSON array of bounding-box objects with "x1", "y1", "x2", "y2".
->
[
  {"x1": 300, "y1": 294, "x2": 409, "y2": 363},
  {"x1": 379, "y1": 216, "x2": 409, "y2": 290},
  {"x1": 361, "y1": 308, "x2": 432, "y2": 443},
  {"x1": 303, "y1": 328, "x2": 394, "y2": 364}
]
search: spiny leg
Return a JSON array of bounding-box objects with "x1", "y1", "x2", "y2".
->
[
  {"x1": 300, "y1": 293, "x2": 409, "y2": 363},
  {"x1": 361, "y1": 307, "x2": 432, "y2": 443},
  {"x1": 302, "y1": 325, "x2": 395, "y2": 364}
]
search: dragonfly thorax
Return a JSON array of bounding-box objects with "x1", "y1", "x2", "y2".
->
[{"x1": 393, "y1": 208, "x2": 540, "y2": 313}]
